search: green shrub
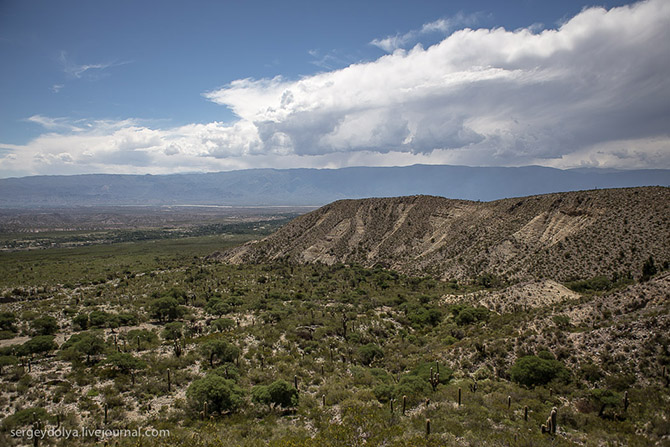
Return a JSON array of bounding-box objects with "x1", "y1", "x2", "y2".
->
[
  {"x1": 212, "y1": 318, "x2": 236, "y2": 332},
  {"x1": 31, "y1": 316, "x2": 59, "y2": 335},
  {"x1": 106, "y1": 352, "x2": 146, "y2": 375},
  {"x1": 357, "y1": 343, "x2": 384, "y2": 366},
  {"x1": 186, "y1": 374, "x2": 244, "y2": 414},
  {"x1": 453, "y1": 306, "x2": 490, "y2": 326},
  {"x1": 149, "y1": 297, "x2": 184, "y2": 322},
  {"x1": 252, "y1": 379, "x2": 298, "y2": 409},
  {"x1": 509, "y1": 354, "x2": 569, "y2": 387},
  {"x1": 162, "y1": 322, "x2": 184, "y2": 341},
  {"x1": 72, "y1": 313, "x2": 89, "y2": 331},
  {"x1": 0, "y1": 312, "x2": 17, "y2": 332},
  {"x1": 23, "y1": 335, "x2": 58, "y2": 355},
  {"x1": 1, "y1": 407, "x2": 51, "y2": 429},
  {"x1": 200, "y1": 339, "x2": 240, "y2": 367},
  {"x1": 61, "y1": 331, "x2": 105, "y2": 363},
  {"x1": 89, "y1": 310, "x2": 109, "y2": 328}
]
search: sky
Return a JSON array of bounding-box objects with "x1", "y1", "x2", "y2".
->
[{"x1": 0, "y1": 0, "x2": 668, "y2": 178}]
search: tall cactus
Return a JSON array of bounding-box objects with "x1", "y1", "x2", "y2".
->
[
  {"x1": 541, "y1": 407, "x2": 558, "y2": 434},
  {"x1": 429, "y1": 367, "x2": 440, "y2": 391}
]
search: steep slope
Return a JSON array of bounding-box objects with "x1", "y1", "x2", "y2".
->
[{"x1": 219, "y1": 187, "x2": 670, "y2": 281}]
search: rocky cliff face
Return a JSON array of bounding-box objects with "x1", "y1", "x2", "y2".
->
[{"x1": 218, "y1": 187, "x2": 670, "y2": 282}]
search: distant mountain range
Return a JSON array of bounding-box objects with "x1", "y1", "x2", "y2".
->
[
  {"x1": 219, "y1": 187, "x2": 670, "y2": 282},
  {"x1": 0, "y1": 165, "x2": 668, "y2": 208}
]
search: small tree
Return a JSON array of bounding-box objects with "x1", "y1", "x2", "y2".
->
[
  {"x1": 149, "y1": 297, "x2": 184, "y2": 322},
  {"x1": 62, "y1": 332, "x2": 106, "y2": 364},
  {"x1": 212, "y1": 318, "x2": 235, "y2": 332},
  {"x1": 0, "y1": 355, "x2": 17, "y2": 374},
  {"x1": 590, "y1": 388, "x2": 621, "y2": 418},
  {"x1": 0, "y1": 312, "x2": 17, "y2": 332},
  {"x1": 23, "y1": 335, "x2": 58, "y2": 356},
  {"x1": 186, "y1": 374, "x2": 244, "y2": 414},
  {"x1": 252, "y1": 379, "x2": 298, "y2": 409},
  {"x1": 357, "y1": 343, "x2": 384, "y2": 366},
  {"x1": 510, "y1": 353, "x2": 569, "y2": 387},
  {"x1": 106, "y1": 352, "x2": 146, "y2": 375},
  {"x1": 31, "y1": 316, "x2": 59, "y2": 336},
  {"x1": 72, "y1": 313, "x2": 89, "y2": 331},
  {"x1": 641, "y1": 255, "x2": 657, "y2": 281},
  {"x1": 89, "y1": 311, "x2": 109, "y2": 328},
  {"x1": 162, "y1": 322, "x2": 183, "y2": 341},
  {"x1": 200, "y1": 339, "x2": 239, "y2": 367},
  {"x1": 206, "y1": 298, "x2": 231, "y2": 318}
]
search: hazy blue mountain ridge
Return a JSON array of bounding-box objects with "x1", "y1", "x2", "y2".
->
[{"x1": 1, "y1": 165, "x2": 668, "y2": 207}]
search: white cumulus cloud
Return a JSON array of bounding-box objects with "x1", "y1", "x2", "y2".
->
[{"x1": 1, "y1": 0, "x2": 669, "y2": 177}]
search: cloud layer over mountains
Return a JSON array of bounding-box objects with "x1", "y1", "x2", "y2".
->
[{"x1": 2, "y1": 0, "x2": 668, "y2": 176}]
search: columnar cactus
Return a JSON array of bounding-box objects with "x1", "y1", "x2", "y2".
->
[
  {"x1": 551, "y1": 407, "x2": 557, "y2": 434},
  {"x1": 458, "y1": 387, "x2": 462, "y2": 406},
  {"x1": 623, "y1": 391, "x2": 629, "y2": 412},
  {"x1": 429, "y1": 367, "x2": 440, "y2": 391},
  {"x1": 32, "y1": 413, "x2": 41, "y2": 447},
  {"x1": 542, "y1": 407, "x2": 558, "y2": 434},
  {"x1": 402, "y1": 395, "x2": 407, "y2": 415},
  {"x1": 426, "y1": 419, "x2": 431, "y2": 436}
]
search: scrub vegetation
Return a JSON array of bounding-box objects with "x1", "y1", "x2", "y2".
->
[{"x1": 0, "y1": 192, "x2": 668, "y2": 446}]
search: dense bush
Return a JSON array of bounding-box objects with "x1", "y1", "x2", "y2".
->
[
  {"x1": 186, "y1": 374, "x2": 244, "y2": 414},
  {"x1": 149, "y1": 297, "x2": 184, "y2": 322},
  {"x1": 252, "y1": 379, "x2": 298, "y2": 409},
  {"x1": 451, "y1": 305, "x2": 490, "y2": 326},
  {"x1": 509, "y1": 352, "x2": 569, "y2": 387},
  {"x1": 162, "y1": 322, "x2": 183, "y2": 340},
  {"x1": 30, "y1": 316, "x2": 58, "y2": 335},
  {"x1": 106, "y1": 352, "x2": 146, "y2": 375},
  {"x1": 1, "y1": 407, "x2": 51, "y2": 430},
  {"x1": 0, "y1": 312, "x2": 16, "y2": 332},
  {"x1": 22, "y1": 335, "x2": 58, "y2": 356},
  {"x1": 200, "y1": 339, "x2": 240, "y2": 367},
  {"x1": 357, "y1": 343, "x2": 384, "y2": 366},
  {"x1": 61, "y1": 331, "x2": 105, "y2": 363}
]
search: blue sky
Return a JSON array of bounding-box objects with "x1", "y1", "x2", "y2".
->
[{"x1": 1, "y1": 0, "x2": 668, "y2": 177}]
